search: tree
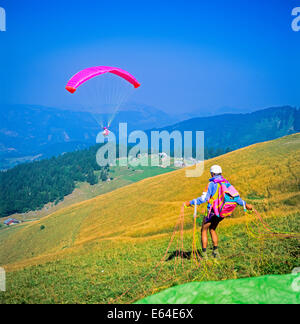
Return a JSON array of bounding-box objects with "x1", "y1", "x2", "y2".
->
[
  {"x1": 100, "y1": 169, "x2": 108, "y2": 182},
  {"x1": 87, "y1": 171, "x2": 98, "y2": 185}
]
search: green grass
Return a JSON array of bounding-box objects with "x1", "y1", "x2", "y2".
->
[
  {"x1": 0, "y1": 213, "x2": 299, "y2": 304},
  {"x1": 121, "y1": 165, "x2": 176, "y2": 182},
  {"x1": 247, "y1": 192, "x2": 266, "y2": 200},
  {"x1": 0, "y1": 134, "x2": 299, "y2": 304},
  {"x1": 283, "y1": 194, "x2": 300, "y2": 207}
]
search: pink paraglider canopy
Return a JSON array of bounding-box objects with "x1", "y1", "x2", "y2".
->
[{"x1": 65, "y1": 66, "x2": 141, "y2": 94}]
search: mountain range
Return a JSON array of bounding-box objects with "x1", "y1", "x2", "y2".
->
[
  {"x1": 0, "y1": 104, "x2": 299, "y2": 169},
  {"x1": 147, "y1": 106, "x2": 300, "y2": 151},
  {"x1": 0, "y1": 104, "x2": 180, "y2": 169}
]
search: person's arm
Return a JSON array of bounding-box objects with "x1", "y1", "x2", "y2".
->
[
  {"x1": 236, "y1": 197, "x2": 253, "y2": 211},
  {"x1": 184, "y1": 185, "x2": 210, "y2": 207},
  {"x1": 189, "y1": 183, "x2": 213, "y2": 206}
]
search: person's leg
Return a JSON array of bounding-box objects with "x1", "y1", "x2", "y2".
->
[
  {"x1": 209, "y1": 228, "x2": 218, "y2": 247},
  {"x1": 209, "y1": 217, "x2": 222, "y2": 258},
  {"x1": 201, "y1": 221, "x2": 211, "y2": 251},
  {"x1": 201, "y1": 221, "x2": 211, "y2": 260},
  {"x1": 209, "y1": 220, "x2": 219, "y2": 248}
]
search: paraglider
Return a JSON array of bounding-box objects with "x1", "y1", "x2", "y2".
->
[
  {"x1": 65, "y1": 66, "x2": 141, "y2": 94},
  {"x1": 65, "y1": 66, "x2": 141, "y2": 129},
  {"x1": 102, "y1": 127, "x2": 110, "y2": 137}
]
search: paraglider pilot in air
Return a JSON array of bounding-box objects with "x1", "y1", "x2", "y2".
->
[
  {"x1": 65, "y1": 66, "x2": 140, "y2": 138},
  {"x1": 102, "y1": 127, "x2": 110, "y2": 137}
]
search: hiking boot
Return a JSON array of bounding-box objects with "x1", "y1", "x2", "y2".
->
[{"x1": 212, "y1": 249, "x2": 220, "y2": 259}]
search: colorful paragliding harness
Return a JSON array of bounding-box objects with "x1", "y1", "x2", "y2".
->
[{"x1": 206, "y1": 177, "x2": 244, "y2": 219}]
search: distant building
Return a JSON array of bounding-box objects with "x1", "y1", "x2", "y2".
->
[
  {"x1": 4, "y1": 218, "x2": 21, "y2": 226},
  {"x1": 159, "y1": 152, "x2": 168, "y2": 159},
  {"x1": 174, "y1": 160, "x2": 185, "y2": 168}
]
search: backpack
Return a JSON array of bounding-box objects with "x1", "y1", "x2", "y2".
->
[{"x1": 209, "y1": 178, "x2": 241, "y2": 218}]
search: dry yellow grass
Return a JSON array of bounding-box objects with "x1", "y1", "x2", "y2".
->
[{"x1": 0, "y1": 133, "x2": 299, "y2": 270}]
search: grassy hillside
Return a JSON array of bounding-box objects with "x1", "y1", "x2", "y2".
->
[
  {"x1": 0, "y1": 134, "x2": 299, "y2": 304},
  {"x1": 0, "y1": 142, "x2": 176, "y2": 218},
  {"x1": 2, "y1": 164, "x2": 175, "y2": 223}
]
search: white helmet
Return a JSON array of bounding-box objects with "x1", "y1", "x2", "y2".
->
[{"x1": 210, "y1": 165, "x2": 222, "y2": 174}]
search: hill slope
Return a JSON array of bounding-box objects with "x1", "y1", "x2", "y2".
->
[
  {"x1": 0, "y1": 143, "x2": 175, "y2": 218},
  {"x1": 147, "y1": 106, "x2": 300, "y2": 151},
  {"x1": 0, "y1": 133, "x2": 299, "y2": 303}
]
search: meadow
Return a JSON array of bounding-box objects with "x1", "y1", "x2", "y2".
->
[
  {"x1": 0, "y1": 133, "x2": 299, "y2": 304},
  {"x1": 2, "y1": 163, "x2": 175, "y2": 223}
]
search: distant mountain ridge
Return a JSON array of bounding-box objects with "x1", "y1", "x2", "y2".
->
[
  {"x1": 0, "y1": 104, "x2": 179, "y2": 169},
  {"x1": 0, "y1": 104, "x2": 299, "y2": 169},
  {"x1": 147, "y1": 106, "x2": 300, "y2": 151}
]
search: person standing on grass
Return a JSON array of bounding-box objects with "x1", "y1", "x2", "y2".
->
[{"x1": 185, "y1": 165, "x2": 253, "y2": 259}]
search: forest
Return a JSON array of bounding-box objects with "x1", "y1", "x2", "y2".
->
[
  {"x1": 0, "y1": 143, "x2": 231, "y2": 218},
  {"x1": 0, "y1": 145, "x2": 107, "y2": 217}
]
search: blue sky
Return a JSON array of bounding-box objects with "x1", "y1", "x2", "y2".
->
[{"x1": 0, "y1": 0, "x2": 299, "y2": 114}]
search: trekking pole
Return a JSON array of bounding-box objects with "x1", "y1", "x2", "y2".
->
[
  {"x1": 243, "y1": 201, "x2": 247, "y2": 213},
  {"x1": 193, "y1": 199, "x2": 198, "y2": 219},
  {"x1": 192, "y1": 199, "x2": 199, "y2": 265}
]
